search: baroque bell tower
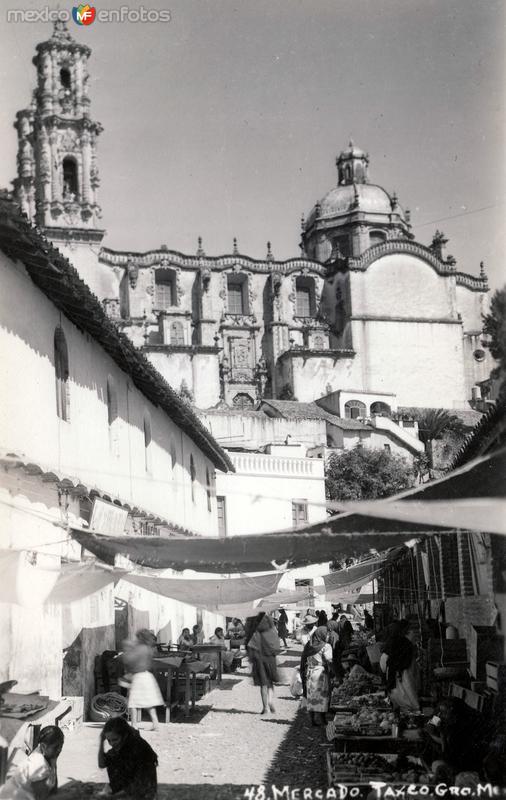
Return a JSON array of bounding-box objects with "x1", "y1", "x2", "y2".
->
[{"x1": 13, "y1": 19, "x2": 104, "y2": 249}]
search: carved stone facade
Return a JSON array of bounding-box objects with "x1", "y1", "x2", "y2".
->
[{"x1": 12, "y1": 25, "x2": 493, "y2": 411}]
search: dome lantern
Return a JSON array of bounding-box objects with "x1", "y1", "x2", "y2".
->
[{"x1": 336, "y1": 140, "x2": 369, "y2": 186}]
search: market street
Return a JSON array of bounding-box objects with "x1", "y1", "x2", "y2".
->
[{"x1": 56, "y1": 645, "x2": 329, "y2": 799}]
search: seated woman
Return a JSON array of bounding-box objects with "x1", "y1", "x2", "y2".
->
[
  {"x1": 209, "y1": 627, "x2": 236, "y2": 671},
  {"x1": 0, "y1": 725, "x2": 64, "y2": 800},
  {"x1": 98, "y1": 716, "x2": 158, "y2": 800},
  {"x1": 177, "y1": 627, "x2": 193, "y2": 650},
  {"x1": 226, "y1": 618, "x2": 245, "y2": 641}
]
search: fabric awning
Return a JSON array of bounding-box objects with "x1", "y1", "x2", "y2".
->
[
  {"x1": 335, "y1": 498, "x2": 506, "y2": 535},
  {"x1": 0, "y1": 549, "x2": 60, "y2": 607},
  {"x1": 46, "y1": 561, "x2": 116, "y2": 604},
  {"x1": 69, "y1": 449, "x2": 504, "y2": 573},
  {"x1": 120, "y1": 571, "x2": 283, "y2": 609},
  {"x1": 70, "y1": 527, "x2": 418, "y2": 572}
]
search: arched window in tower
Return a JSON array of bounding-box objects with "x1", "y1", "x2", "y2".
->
[
  {"x1": 54, "y1": 326, "x2": 70, "y2": 421},
  {"x1": 369, "y1": 230, "x2": 387, "y2": 247},
  {"x1": 344, "y1": 399, "x2": 366, "y2": 420},
  {"x1": 170, "y1": 321, "x2": 185, "y2": 346},
  {"x1": 370, "y1": 401, "x2": 391, "y2": 417},
  {"x1": 62, "y1": 157, "x2": 78, "y2": 199},
  {"x1": 154, "y1": 268, "x2": 177, "y2": 310},
  {"x1": 295, "y1": 276, "x2": 316, "y2": 317},
  {"x1": 190, "y1": 455, "x2": 196, "y2": 504},
  {"x1": 60, "y1": 67, "x2": 71, "y2": 89},
  {"x1": 143, "y1": 412, "x2": 152, "y2": 473}
]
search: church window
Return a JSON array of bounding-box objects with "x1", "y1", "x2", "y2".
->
[
  {"x1": 169, "y1": 321, "x2": 185, "y2": 345},
  {"x1": 62, "y1": 157, "x2": 78, "y2": 198},
  {"x1": 295, "y1": 276, "x2": 316, "y2": 317},
  {"x1": 370, "y1": 401, "x2": 391, "y2": 417},
  {"x1": 154, "y1": 268, "x2": 177, "y2": 309},
  {"x1": 227, "y1": 275, "x2": 248, "y2": 315},
  {"x1": 232, "y1": 393, "x2": 254, "y2": 409},
  {"x1": 60, "y1": 67, "x2": 71, "y2": 89},
  {"x1": 370, "y1": 230, "x2": 386, "y2": 247},
  {"x1": 334, "y1": 235, "x2": 350, "y2": 259},
  {"x1": 54, "y1": 326, "x2": 70, "y2": 421},
  {"x1": 344, "y1": 399, "x2": 366, "y2": 419},
  {"x1": 143, "y1": 412, "x2": 152, "y2": 473}
]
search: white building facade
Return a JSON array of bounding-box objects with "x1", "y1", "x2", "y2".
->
[{"x1": 0, "y1": 197, "x2": 231, "y2": 706}]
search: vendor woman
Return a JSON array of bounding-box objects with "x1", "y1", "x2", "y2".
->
[
  {"x1": 380, "y1": 620, "x2": 419, "y2": 711},
  {"x1": 301, "y1": 626, "x2": 334, "y2": 727}
]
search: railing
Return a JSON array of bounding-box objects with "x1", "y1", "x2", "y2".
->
[{"x1": 229, "y1": 452, "x2": 322, "y2": 476}]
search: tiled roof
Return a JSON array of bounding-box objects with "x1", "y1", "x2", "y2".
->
[
  {"x1": 259, "y1": 400, "x2": 369, "y2": 430},
  {"x1": 0, "y1": 198, "x2": 233, "y2": 473},
  {"x1": 450, "y1": 393, "x2": 506, "y2": 468}
]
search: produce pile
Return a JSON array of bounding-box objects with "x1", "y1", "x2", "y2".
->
[
  {"x1": 328, "y1": 751, "x2": 394, "y2": 783},
  {"x1": 347, "y1": 707, "x2": 397, "y2": 735},
  {"x1": 330, "y1": 674, "x2": 383, "y2": 707},
  {"x1": 328, "y1": 753, "x2": 428, "y2": 785}
]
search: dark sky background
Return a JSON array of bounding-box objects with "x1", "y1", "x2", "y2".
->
[{"x1": 0, "y1": 0, "x2": 504, "y2": 289}]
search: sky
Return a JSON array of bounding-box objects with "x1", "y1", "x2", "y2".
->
[{"x1": 0, "y1": 0, "x2": 504, "y2": 290}]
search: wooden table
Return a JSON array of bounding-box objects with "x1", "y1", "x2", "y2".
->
[
  {"x1": 152, "y1": 657, "x2": 210, "y2": 721},
  {"x1": 190, "y1": 644, "x2": 224, "y2": 684}
]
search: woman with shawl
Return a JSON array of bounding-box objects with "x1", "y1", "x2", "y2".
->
[
  {"x1": 380, "y1": 619, "x2": 419, "y2": 711},
  {"x1": 98, "y1": 716, "x2": 158, "y2": 799},
  {"x1": 300, "y1": 626, "x2": 334, "y2": 726},
  {"x1": 246, "y1": 613, "x2": 281, "y2": 714}
]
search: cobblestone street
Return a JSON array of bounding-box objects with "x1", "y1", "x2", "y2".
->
[{"x1": 57, "y1": 645, "x2": 329, "y2": 799}]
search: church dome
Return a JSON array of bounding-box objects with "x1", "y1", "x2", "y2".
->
[{"x1": 318, "y1": 183, "x2": 397, "y2": 217}]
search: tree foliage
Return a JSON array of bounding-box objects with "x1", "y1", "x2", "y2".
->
[
  {"x1": 326, "y1": 446, "x2": 415, "y2": 503},
  {"x1": 483, "y1": 285, "x2": 506, "y2": 377},
  {"x1": 409, "y1": 408, "x2": 466, "y2": 447}
]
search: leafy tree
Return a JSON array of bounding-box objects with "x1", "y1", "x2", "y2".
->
[
  {"x1": 483, "y1": 285, "x2": 506, "y2": 381},
  {"x1": 326, "y1": 446, "x2": 415, "y2": 504}
]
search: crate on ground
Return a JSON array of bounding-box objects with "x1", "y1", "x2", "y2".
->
[{"x1": 486, "y1": 661, "x2": 506, "y2": 693}]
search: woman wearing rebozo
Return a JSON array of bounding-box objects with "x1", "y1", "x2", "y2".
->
[
  {"x1": 300, "y1": 625, "x2": 334, "y2": 726},
  {"x1": 246, "y1": 612, "x2": 281, "y2": 715},
  {"x1": 122, "y1": 628, "x2": 163, "y2": 730},
  {"x1": 380, "y1": 619, "x2": 420, "y2": 712}
]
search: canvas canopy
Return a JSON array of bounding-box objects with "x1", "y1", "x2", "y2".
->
[
  {"x1": 120, "y1": 571, "x2": 283, "y2": 609},
  {"x1": 70, "y1": 447, "x2": 505, "y2": 571}
]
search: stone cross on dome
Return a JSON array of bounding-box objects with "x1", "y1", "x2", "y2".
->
[{"x1": 336, "y1": 139, "x2": 370, "y2": 186}]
